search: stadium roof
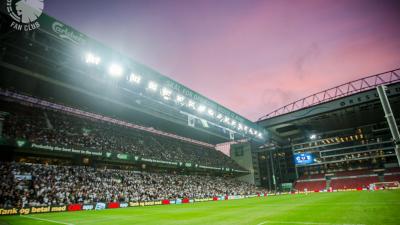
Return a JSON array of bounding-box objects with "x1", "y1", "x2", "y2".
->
[
  {"x1": 0, "y1": 8, "x2": 266, "y2": 145},
  {"x1": 258, "y1": 70, "x2": 400, "y2": 144}
]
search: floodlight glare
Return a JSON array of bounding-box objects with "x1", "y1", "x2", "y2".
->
[
  {"x1": 231, "y1": 120, "x2": 237, "y2": 127},
  {"x1": 216, "y1": 113, "x2": 223, "y2": 120},
  {"x1": 129, "y1": 74, "x2": 141, "y2": 84},
  {"x1": 108, "y1": 64, "x2": 123, "y2": 77},
  {"x1": 197, "y1": 105, "x2": 206, "y2": 113},
  {"x1": 207, "y1": 109, "x2": 214, "y2": 116},
  {"x1": 237, "y1": 123, "x2": 243, "y2": 130},
  {"x1": 161, "y1": 87, "x2": 172, "y2": 100},
  {"x1": 223, "y1": 116, "x2": 230, "y2": 124},
  {"x1": 244, "y1": 126, "x2": 248, "y2": 132},
  {"x1": 85, "y1": 53, "x2": 101, "y2": 65},
  {"x1": 310, "y1": 134, "x2": 317, "y2": 140},
  {"x1": 148, "y1": 81, "x2": 158, "y2": 91},
  {"x1": 258, "y1": 133, "x2": 263, "y2": 138},
  {"x1": 188, "y1": 100, "x2": 196, "y2": 109},
  {"x1": 176, "y1": 95, "x2": 185, "y2": 103},
  {"x1": 249, "y1": 128, "x2": 254, "y2": 134}
]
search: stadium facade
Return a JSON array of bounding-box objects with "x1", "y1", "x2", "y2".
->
[{"x1": 255, "y1": 70, "x2": 400, "y2": 191}]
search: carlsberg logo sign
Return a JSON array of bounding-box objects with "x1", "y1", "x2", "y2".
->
[{"x1": 52, "y1": 22, "x2": 86, "y2": 45}]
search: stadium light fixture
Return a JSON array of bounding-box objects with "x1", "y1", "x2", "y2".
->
[
  {"x1": 223, "y1": 116, "x2": 230, "y2": 124},
  {"x1": 108, "y1": 64, "x2": 124, "y2": 77},
  {"x1": 85, "y1": 53, "x2": 101, "y2": 65},
  {"x1": 197, "y1": 105, "x2": 206, "y2": 113},
  {"x1": 129, "y1": 73, "x2": 141, "y2": 84},
  {"x1": 216, "y1": 113, "x2": 223, "y2": 120},
  {"x1": 160, "y1": 87, "x2": 172, "y2": 100},
  {"x1": 207, "y1": 109, "x2": 215, "y2": 117},
  {"x1": 148, "y1": 81, "x2": 158, "y2": 91},
  {"x1": 188, "y1": 100, "x2": 196, "y2": 109},
  {"x1": 176, "y1": 95, "x2": 185, "y2": 104},
  {"x1": 231, "y1": 120, "x2": 237, "y2": 127},
  {"x1": 237, "y1": 123, "x2": 243, "y2": 130},
  {"x1": 309, "y1": 134, "x2": 317, "y2": 140}
]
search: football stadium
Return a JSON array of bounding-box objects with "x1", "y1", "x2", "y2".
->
[{"x1": 0, "y1": 1, "x2": 400, "y2": 225}]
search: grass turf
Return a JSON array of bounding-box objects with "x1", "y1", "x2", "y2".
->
[{"x1": 1, "y1": 190, "x2": 400, "y2": 225}]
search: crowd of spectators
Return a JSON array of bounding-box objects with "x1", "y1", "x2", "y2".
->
[
  {"x1": 1, "y1": 99, "x2": 242, "y2": 170},
  {"x1": 0, "y1": 162, "x2": 261, "y2": 208}
]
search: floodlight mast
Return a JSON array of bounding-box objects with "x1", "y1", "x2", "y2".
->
[{"x1": 377, "y1": 85, "x2": 400, "y2": 166}]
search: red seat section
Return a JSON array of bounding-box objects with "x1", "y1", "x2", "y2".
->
[
  {"x1": 384, "y1": 175, "x2": 400, "y2": 182},
  {"x1": 386, "y1": 168, "x2": 400, "y2": 173},
  {"x1": 294, "y1": 180, "x2": 326, "y2": 192},
  {"x1": 334, "y1": 169, "x2": 372, "y2": 177},
  {"x1": 330, "y1": 176, "x2": 379, "y2": 190}
]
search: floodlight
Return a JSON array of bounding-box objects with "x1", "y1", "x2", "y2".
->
[
  {"x1": 231, "y1": 120, "x2": 237, "y2": 127},
  {"x1": 188, "y1": 100, "x2": 196, "y2": 109},
  {"x1": 129, "y1": 73, "x2": 141, "y2": 84},
  {"x1": 85, "y1": 53, "x2": 101, "y2": 65},
  {"x1": 244, "y1": 126, "x2": 248, "y2": 132},
  {"x1": 108, "y1": 64, "x2": 123, "y2": 77},
  {"x1": 176, "y1": 95, "x2": 185, "y2": 104},
  {"x1": 148, "y1": 81, "x2": 158, "y2": 91},
  {"x1": 249, "y1": 128, "x2": 254, "y2": 135},
  {"x1": 310, "y1": 134, "x2": 317, "y2": 140},
  {"x1": 197, "y1": 105, "x2": 206, "y2": 113},
  {"x1": 223, "y1": 116, "x2": 230, "y2": 124},
  {"x1": 161, "y1": 87, "x2": 172, "y2": 100},
  {"x1": 216, "y1": 113, "x2": 223, "y2": 120},
  {"x1": 237, "y1": 123, "x2": 243, "y2": 130},
  {"x1": 207, "y1": 109, "x2": 214, "y2": 116},
  {"x1": 258, "y1": 133, "x2": 263, "y2": 138}
]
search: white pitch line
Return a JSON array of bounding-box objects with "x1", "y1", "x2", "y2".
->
[
  {"x1": 257, "y1": 221, "x2": 365, "y2": 225},
  {"x1": 20, "y1": 215, "x2": 75, "y2": 225}
]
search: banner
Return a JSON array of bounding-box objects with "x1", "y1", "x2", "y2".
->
[
  {"x1": 0, "y1": 206, "x2": 67, "y2": 215},
  {"x1": 67, "y1": 204, "x2": 82, "y2": 211},
  {"x1": 95, "y1": 203, "x2": 106, "y2": 210},
  {"x1": 120, "y1": 203, "x2": 128, "y2": 208},
  {"x1": 108, "y1": 202, "x2": 120, "y2": 209},
  {"x1": 82, "y1": 205, "x2": 94, "y2": 210}
]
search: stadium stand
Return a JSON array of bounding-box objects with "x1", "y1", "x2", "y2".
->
[
  {"x1": 294, "y1": 180, "x2": 326, "y2": 192},
  {"x1": 0, "y1": 162, "x2": 261, "y2": 208},
  {"x1": 0, "y1": 97, "x2": 242, "y2": 170},
  {"x1": 330, "y1": 176, "x2": 379, "y2": 190}
]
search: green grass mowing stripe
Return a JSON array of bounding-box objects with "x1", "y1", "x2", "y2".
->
[{"x1": 1, "y1": 190, "x2": 399, "y2": 225}]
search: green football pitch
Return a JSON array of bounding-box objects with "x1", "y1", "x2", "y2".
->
[{"x1": 1, "y1": 190, "x2": 400, "y2": 225}]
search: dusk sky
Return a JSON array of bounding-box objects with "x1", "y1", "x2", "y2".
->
[{"x1": 44, "y1": 0, "x2": 400, "y2": 121}]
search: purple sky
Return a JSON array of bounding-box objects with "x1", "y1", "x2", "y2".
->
[{"x1": 44, "y1": 0, "x2": 400, "y2": 121}]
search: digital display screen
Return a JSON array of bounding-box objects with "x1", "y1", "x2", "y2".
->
[{"x1": 294, "y1": 153, "x2": 314, "y2": 165}]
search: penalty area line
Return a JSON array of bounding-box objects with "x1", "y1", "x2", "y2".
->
[
  {"x1": 257, "y1": 221, "x2": 365, "y2": 225},
  {"x1": 20, "y1": 215, "x2": 75, "y2": 225}
]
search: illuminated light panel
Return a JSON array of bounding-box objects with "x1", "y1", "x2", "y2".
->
[
  {"x1": 108, "y1": 64, "x2": 123, "y2": 77},
  {"x1": 176, "y1": 95, "x2": 185, "y2": 103},
  {"x1": 216, "y1": 113, "x2": 223, "y2": 120},
  {"x1": 310, "y1": 134, "x2": 317, "y2": 140},
  {"x1": 207, "y1": 109, "x2": 215, "y2": 116},
  {"x1": 160, "y1": 87, "x2": 172, "y2": 100},
  {"x1": 197, "y1": 105, "x2": 206, "y2": 113},
  {"x1": 237, "y1": 123, "x2": 243, "y2": 130},
  {"x1": 231, "y1": 120, "x2": 237, "y2": 127},
  {"x1": 188, "y1": 100, "x2": 196, "y2": 109},
  {"x1": 148, "y1": 81, "x2": 158, "y2": 91},
  {"x1": 129, "y1": 73, "x2": 141, "y2": 84},
  {"x1": 223, "y1": 116, "x2": 230, "y2": 124},
  {"x1": 85, "y1": 53, "x2": 101, "y2": 65}
]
